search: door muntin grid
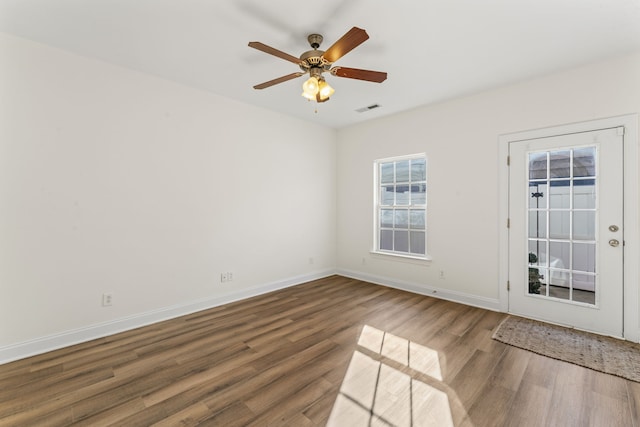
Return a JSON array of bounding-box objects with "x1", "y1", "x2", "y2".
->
[{"x1": 527, "y1": 146, "x2": 597, "y2": 305}]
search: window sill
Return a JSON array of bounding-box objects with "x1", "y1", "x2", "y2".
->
[{"x1": 370, "y1": 250, "x2": 432, "y2": 264}]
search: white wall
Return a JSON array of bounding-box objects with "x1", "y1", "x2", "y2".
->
[
  {"x1": 0, "y1": 33, "x2": 337, "y2": 360},
  {"x1": 336, "y1": 52, "x2": 640, "y2": 315},
  {"x1": 2, "y1": 31, "x2": 639, "y2": 362}
]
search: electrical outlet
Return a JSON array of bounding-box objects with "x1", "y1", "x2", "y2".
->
[
  {"x1": 439, "y1": 270, "x2": 445, "y2": 279},
  {"x1": 228, "y1": 272, "x2": 233, "y2": 281},
  {"x1": 102, "y1": 293, "x2": 113, "y2": 306},
  {"x1": 221, "y1": 273, "x2": 228, "y2": 282}
]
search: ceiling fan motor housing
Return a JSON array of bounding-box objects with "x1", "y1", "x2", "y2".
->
[{"x1": 300, "y1": 49, "x2": 331, "y2": 72}]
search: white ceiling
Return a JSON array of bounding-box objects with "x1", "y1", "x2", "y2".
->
[{"x1": 1, "y1": 0, "x2": 640, "y2": 129}]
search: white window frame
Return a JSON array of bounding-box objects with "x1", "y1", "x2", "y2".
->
[{"x1": 373, "y1": 153, "x2": 429, "y2": 260}]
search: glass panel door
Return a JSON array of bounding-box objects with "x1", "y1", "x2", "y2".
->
[{"x1": 508, "y1": 126, "x2": 623, "y2": 337}]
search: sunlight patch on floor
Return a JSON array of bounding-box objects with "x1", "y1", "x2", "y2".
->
[
  {"x1": 328, "y1": 325, "x2": 453, "y2": 426},
  {"x1": 358, "y1": 324, "x2": 443, "y2": 381}
]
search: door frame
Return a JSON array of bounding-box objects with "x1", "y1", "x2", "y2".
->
[{"x1": 498, "y1": 114, "x2": 639, "y2": 342}]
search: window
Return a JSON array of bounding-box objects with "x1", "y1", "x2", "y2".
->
[{"x1": 375, "y1": 154, "x2": 427, "y2": 258}]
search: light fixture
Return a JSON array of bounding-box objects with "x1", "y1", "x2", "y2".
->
[
  {"x1": 301, "y1": 76, "x2": 319, "y2": 100},
  {"x1": 317, "y1": 79, "x2": 334, "y2": 102},
  {"x1": 301, "y1": 67, "x2": 334, "y2": 103}
]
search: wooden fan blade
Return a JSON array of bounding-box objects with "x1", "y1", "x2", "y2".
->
[
  {"x1": 248, "y1": 41, "x2": 302, "y2": 65},
  {"x1": 331, "y1": 67, "x2": 387, "y2": 83},
  {"x1": 253, "y1": 72, "x2": 304, "y2": 90},
  {"x1": 322, "y1": 27, "x2": 369, "y2": 63}
]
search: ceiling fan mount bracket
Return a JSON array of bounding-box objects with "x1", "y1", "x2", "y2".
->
[{"x1": 307, "y1": 34, "x2": 323, "y2": 49}]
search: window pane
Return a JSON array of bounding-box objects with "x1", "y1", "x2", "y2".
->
[
  {"x1": 380, "y1": 230, "x2": 393, "y2": 251},
  {"x1": 396, "y1": 161, "x2": 410, "y2": 182},
  {"x1": 394, "y1": 230, "x2": 409, "y2": 252},
  {"x1": 410, "y1": 209, "x2": 425, "y2": 229},
  {"x1": 574, "y1": 282, "x2": 595, "y2": 304},
  {"x1": 549, "y1": 151, "x2": 571, "y2": 178},
  {"x1": 380, "y1": 209, "x2": 393, "y2": 228},
  {"x1": 573, "y1": 147, "x2": 596, "y2": 177},
  {"x1": 381, "y1": 185, "x2": 394, "y2": 205},
  {"x1": 574, "y1": 180, "x2": 595, "y2": 209},
  {"x1": 529, "y1": 153, "x2": 547, "y2": 180},
  {"x1": 411, "y1": 159, "x2": 426, "y2": 181},
  {"x1": 573, "y1": 243, "x2": 595, "y2": 273},
  {"x1": 529, "y1": 240, "x2": 547, "y2": 267},
  {"x1": 573, "y1": 211, "x2": 595, "y2": 240},
  {"x1": 381, "y1": 163, "x2": 394, "y2": 184},
  {"x1": 549, "y1": 241, "x2": 570, "y2": 271},
  {"x1": 536, "y1": 268, "x2": 548, "y2": 293},
  {"x1": 394, "y1": 209, "x2": 408, "y2": 229},
  {"x1": 410, "y1": 184, "x2": 426, "y2": 205},
  {"x1": 573, "y1": 272, "x2": 595, "y2": 294},
  {"x1": 529, "y1": 182, "x2": 547, "y2": 209},
  {"x1": 549, "y1": 211, "x2": 570, "y2": 239},
  {"x1": 396, "y1": 185, "x2": 410, "y2": 205},
  {"x1": 549, "y1": 181, "x2": 570, "y2": 209},
  {"x1": 548, "y1": 269, "x2": 569, "y2": 288},
  {"x1": 549, "y1": 279, "x2": 570, "y2": 300},
  {"x1": 410, "y1": 231, "x2": 425, "y2": 255},
  {"x1": 528, "y1": 211, "x2": 547, "y2": 239}
]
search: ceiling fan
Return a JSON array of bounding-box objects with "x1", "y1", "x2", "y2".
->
[{"x1": 248, "y1": 27, "x2": 387, "y2": 103}]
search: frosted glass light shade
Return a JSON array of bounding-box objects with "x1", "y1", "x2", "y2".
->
[
  {"x1": 302, "y1": 77, "x2": 319, "y2": 96},
  {"x1": 317, "y1": 80, "x2": 334, "y2": 101}
]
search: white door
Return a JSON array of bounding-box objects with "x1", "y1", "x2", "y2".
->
[{"x1": 508, "y1": 127, "x2": 624, "y2": 337}]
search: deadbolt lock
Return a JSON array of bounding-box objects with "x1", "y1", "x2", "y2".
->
[{"x1": 609, "y1": 225, "x2": 619, "y2": 232}]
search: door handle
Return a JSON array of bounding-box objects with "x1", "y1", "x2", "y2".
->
[{"x1": 609, "y1": 239, "x2": 620, "y2": 247}]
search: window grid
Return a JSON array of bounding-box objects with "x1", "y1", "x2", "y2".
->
[
  {"x1": 527, "y1": 146, "x2": 597, "y2": 305},
  {"x1": 376, "y1": 155, "x2": 427, "y2": 257}
]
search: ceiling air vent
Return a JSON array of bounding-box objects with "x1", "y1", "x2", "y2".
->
[{"x1": 355, "y1": 104, "x2": 381, "y2": 113}]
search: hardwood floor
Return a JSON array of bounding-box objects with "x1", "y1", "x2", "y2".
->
[{"x1": 1, "y1": 275, "x2": 638, "y2": 426}]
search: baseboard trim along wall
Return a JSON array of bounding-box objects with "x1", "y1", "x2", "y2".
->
[
  {"x1": 336, "y1": 269, "x2": 502, "y2": 312},
  {"x1": 1, "y1": 269, "x2": 503, "y2": 364},
  {"x1": 0, "y1": 270, "x2": 335, "y2": 365}
]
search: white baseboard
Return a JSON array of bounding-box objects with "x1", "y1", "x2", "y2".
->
[
  {"x1": 0, "y1": 270, "x2": 335, "y2": 365},
  {"x1": 336, "y1": 269, "x2": 502, "y2": 312},
  {"x1": 625, "y1": 329, "x2": 640, "y2": 343},
  {"x1": 0, "y1": 269, "x2": 505, "y2": 364}
]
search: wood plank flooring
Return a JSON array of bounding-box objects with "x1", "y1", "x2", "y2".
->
[{"x1": 1, "y1": 275, "x2": 638, "y2": 426}]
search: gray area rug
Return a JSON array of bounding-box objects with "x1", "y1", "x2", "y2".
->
[{"x1": 492, "y1": 316, "x2": 640, "y2": 382}]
